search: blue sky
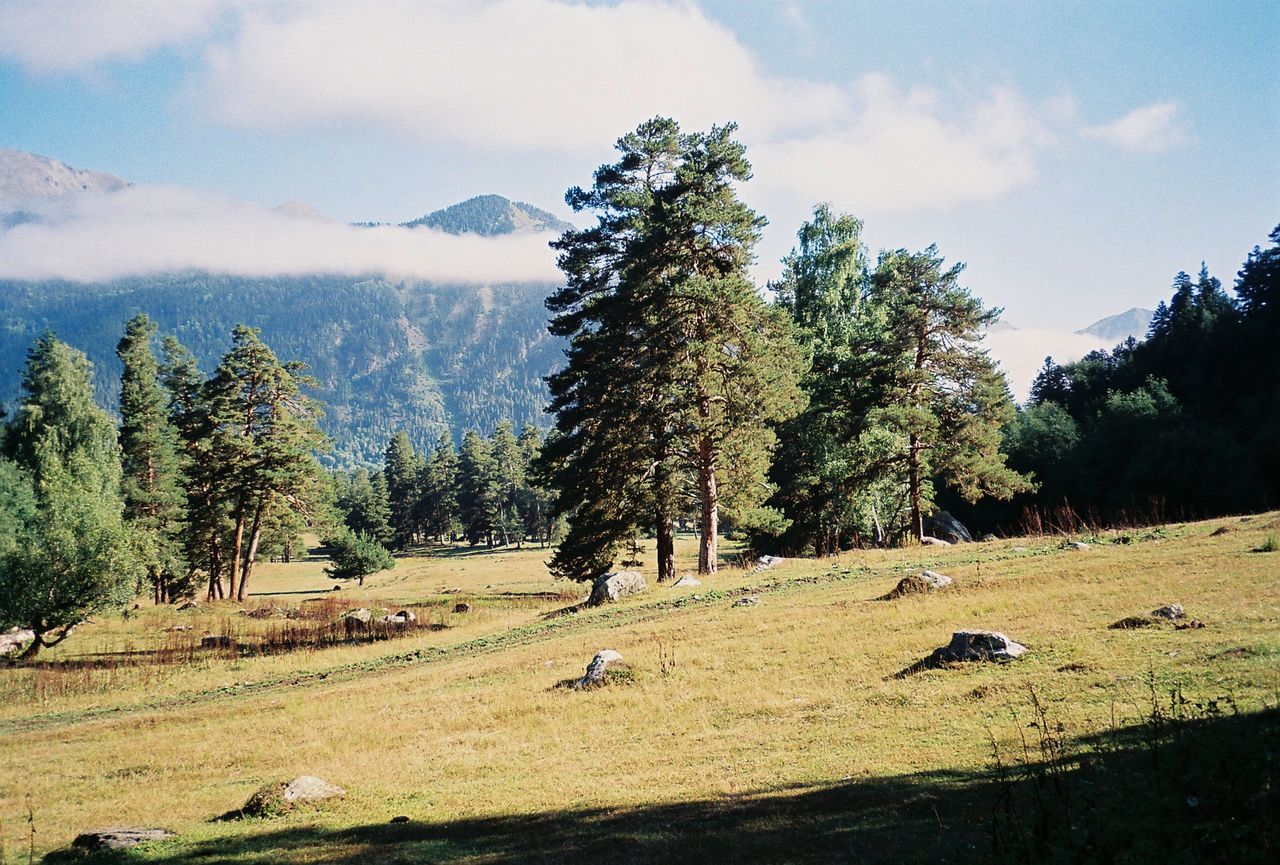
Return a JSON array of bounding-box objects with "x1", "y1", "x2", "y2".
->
[{"x1": 0, "y1": 0, "x2": 1276, "y2": 353}]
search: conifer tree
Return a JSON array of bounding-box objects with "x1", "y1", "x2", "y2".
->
[
  {"x1": 384, "y1": 432, "x2": 422, "y2": 549},
  {"x1": 0, "y1": 335, "x2": 141, "y2": 658},
  {"x1": 490, "y1": 421, "x2": 525, "y2": 546},
  {"x1": 458, "y1": 430, "x2": 498, "y2": 546},
  {"x1": 116, "y1": 314, "x2": 187, "y2": 602},
  {"x1": 420, "y1": 436, "x2": 461, "y2": 543}
]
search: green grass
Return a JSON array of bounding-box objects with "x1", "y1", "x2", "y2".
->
[{"x1": 2, "y1": 518, "x2": 1278, "y2": 863}]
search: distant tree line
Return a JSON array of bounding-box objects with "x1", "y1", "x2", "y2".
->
[
  {"x1": 330, "y1": 422, "x2": 559, "y2": 557},
  {"x1": 957, "y1": 226, "x2": 1280, "y2": 531}
]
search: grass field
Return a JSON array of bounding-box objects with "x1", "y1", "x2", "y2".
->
[{"x1": 1, "y1": 517, "x2": 1277, "y2": 863}]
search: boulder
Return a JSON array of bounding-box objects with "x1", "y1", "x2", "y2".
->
[
  {"x1": 395, "y1": 610, "x2": 418, "y2": 623},
  {"x1": 932, "y1": 630, "x2": 1028, "y2": 663},
  {"x1": 240, "y1": 775, "x2": 346, "y2": 818},
  {"x1": 753, "y1": 555, "x2": 785, "y2": 572},
  {"x1": 0, "y1": 627, "x2": 34, "y2": 656},
  {"x1": 573, "y1": 649, "x2": 624, "y2": 690},
  {"x1": 453, "y1": 602, "x2": 471, "y2": 614},
  {"x1": 200, "y1": 635, "x2": 233, "y2": 649},
  {"x1": 72, "y1": 828, "x2": 176, "y2": 851},
  {"x1": 881, "y1": 570, "x2": 953, "y2": 600},
  {"x1": 926, "y1": 510, "x2": 973, "y2": 543},
  {"x1": 342, "y1": 608, "x2": 372, "y2": 625},
  {"x1": 733, "y1": 595, "x2": 761, "y2": 608},
  {"x1": 587, "y1": 571, "x2": 647, "y2": 606},
  {"x1": 1150, "y1": 603, "x2": 1185, "y2": 621},
  {"x1": 1067, "y1": 541, "x2": 1090, "y2": 551},
  {"x1": 331, "y1": 585, "x2": 342, "y2": 591},
  {"x1": 673, "y1": 575, "x2": 701, "y2": 587},
  {"x1": 921, "y1": 536, "x2": 951, "y2": 547},
  {"x1": 380, "y1": 614, "x2": 409, "y2": 625}
]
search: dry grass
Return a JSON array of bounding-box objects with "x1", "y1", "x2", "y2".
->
[{"x1": 1, "y1": 518, "x2": 1277, "y2": 863}]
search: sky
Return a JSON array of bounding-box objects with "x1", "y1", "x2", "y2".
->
[{"x1": 0, "y1": 0, "x2": 1276, "y2": 396}]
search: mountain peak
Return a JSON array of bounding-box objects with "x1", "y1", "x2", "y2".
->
[
  {"x1": 1075, "y1": 307, "x2": 1155, "y2": 342},
  {"x1": 403, "y1": 194, "x2": 573, "y2": 236},
  {"x1": 0, "y1": 148, "x2": 129, "y2": 200}
]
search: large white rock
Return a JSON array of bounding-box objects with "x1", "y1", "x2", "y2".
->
[
  {"x1": 241, "y1": 775, "x2": 346, "y2": 817},
  {"x1": 0, "y1": 627, "x2": 34, "y2": 656},
  {"x1": 587, "y1": 571, "x2": 647, "y2": 606},
  {"x1": 753, "y1": 555, "x2": 785, "y2": 572},
  {"x1": 673, "y1": 576, "x2": 701, "y2": 587}
]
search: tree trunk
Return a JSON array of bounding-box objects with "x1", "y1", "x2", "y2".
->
[
  {"x1": 656, "y1": 507, "x2": 675, "y2": 582},
  {"x1": 697, "y1": 434, "x2": 718, "y2": 574},
  {"x1": 19, "y1": 631, "x2": 42, "y2": 660},
  {"x1": 908, "y1": 433, "x2": 924, "y2": 541},
  {"x1": 237, "y1": 503, "x2": 266, "y2": 601},
  {"x1": 228, "y1": 500, "x2": 247, "y2": 601}
]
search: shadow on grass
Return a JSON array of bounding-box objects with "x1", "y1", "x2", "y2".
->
[{"x1": 48, "y1": 707, "x2": 1278, "y2": 865}]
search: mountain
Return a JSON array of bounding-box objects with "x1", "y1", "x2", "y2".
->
[
  {"x1": 0, "y1": 148, "x2": 129, "y2": 200},
  {"x1": 402, "y1": 194, "x2": 574, "y2": 235},
  {"x1": 1075, "y1": 307, "x2": 1154, "y2": 343}
]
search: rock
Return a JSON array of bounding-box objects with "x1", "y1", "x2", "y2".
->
[
  {"x1": 932, "y1": 630, "x2": 1028, "y2": 663},
  {"x1": 587, "y1": 571, "x2": 647, "y2": 606},
  {"x1": 921, "y1": 536, "x2": 951, "y2": 546},
  {"x1": 343, "y1": 608, "x2": 372, "y2": 625},
  {"x1": 981, "y1": 533, "x2": 999, "y2": 542},
  {"x1": 926, "y1": 510, "x2": 973, "y2": 543},
  {"x1": 395, "y1": 610, "x2": 417, "y2": 623},
  {"x1": 177, "y1": 602, "x2": 199, "y2": 611},
  {"x1": 0, "y1": 627, "x2": 34, "y2": 655},
  {"x1": 733, "y1": 595, "x2": 760, "y2": 607},
  {"x1": 453, "y1": 602, "x2": 471, "y2": 614},
  {"x1": 881, "y1": 570, "x2": 953, "y2": 600},
  {"x1": 573, "y1": 649, "x2": 624, "y2": 690},
  {"x1": 1175, "y1": 619, "x2": 1206, "y2": 630},
  {"x1": 72, "y1": 828, "x2": 177, "y2": 851},
  {"x1": 331, "y1": 584, "x2": 341, "y2": 591},
  {"x1": 380, "y1": 614, "x2": 409, "y2": 625},
  {"x1": 200, "y1": 635, "x2": 233, "y2": 649},
  {"x1": 753, "y1": 555, "x2": 785, "y2": 572},
  {"x1": 673, "y1": 575, "x2": 701, "y2": 587},
  {"x1": 390, "y1": 815, "x2": 410, "y2": 824},
  {"x1": 1067, "y1": 541, "x2": 1090, "y2": 551},
  {"x1": 240, "y1": 775, "x2": 346, "y2": 818},
  {"x1": 1150, "y1": 603, "x2": 1185, "y2": 621},
  {"x1": 1209, "y1": 526, "x2": 1231, "y2": 537}
]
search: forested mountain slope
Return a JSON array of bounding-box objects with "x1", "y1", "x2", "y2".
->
[{"x1": 0, "y1": 271, "x2": 560, "y2": 466}]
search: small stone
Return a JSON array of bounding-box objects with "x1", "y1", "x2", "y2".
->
[
  {"x1": 574, "y1": 649, "x2": 623, "y2": 689},
  {"x1": 390, "y1": 815, "x2": 410, "y2": 824},
  {"x1": 200, "y1": 635, "x2": 233, "y2": 649},
  {"x1": 73, "y1": 828, "x2": 176, "y2": 851},
  {"x1": 673, "y1": 576, "x2": 701, "y2": 587},
  {"x1": 921, "y1": 536, "x2": 951, "y2": 546},
  {"x1": 733, "y1": 595, "x2": 760, "y2": 607},
  {"x1": 454, "y1": 602, "x2": 471, "y2": 614},
  {"x1": 380, "y1": 614, "x2": 408, "y2": 625},
  {"x1": 395, "y1": 610, "x2": 417, "y2": 623},
  {"x1": 1067, "y1": 541, "x2": 1090, "y2": 551},
  {"x1": 1150, "y1": 603, "x2": 1185, "y2": 621}
]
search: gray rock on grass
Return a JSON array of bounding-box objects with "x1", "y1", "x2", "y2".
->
[
  {"x1": 73, "y1": 828, "x2": 176, "y2": 851},
  {"x1": 0, "y1": 627, "x2": 34, "y2": 655},
  {"x1": 240, "y1": 775, "x2": 346, "y2": 818},
  {"x1": 673, "y1": 575, "x2": 701, "y2": 587},
  {"x1": 921, "y1": 536, "x2": 951, "y2": 547},
  {"x1": 926, "y1": 510, "x2": 973, "y2": 543},
  {"x1": 1150, "y1": 603, "x2": 1185, "y2": 621},
  {"x1": 587, "y1": 571, "x2": 647, "y2": 606},
  {"x1": 733, "y1": 595, "x2": 761, "y2": 607},
  {"x1": 932, "y1": 630, "x2": 1028, "y2": 663},
  {"x1": 342, "y1": 608, "x2": 372, "y2": 626},
  {"x1": 753, "y1": 555, "x2": 785, "y2": 571},
  {"x1": 574, "y1": 649, "x2": 624, "y2": 690}
]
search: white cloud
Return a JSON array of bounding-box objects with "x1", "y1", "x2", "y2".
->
[
  {"x1": 985, "y1": 326, "x2": 1110, "y2": 403},
  {"x1": 0, "y1": 0, "x2": 233, "y2": 73},
  {"x1": 1082, "y1": 101, "x2": 1186, "y2": 153},
  {"x1": 0, "y1": 186, "x2": 561, "y2": 283}
]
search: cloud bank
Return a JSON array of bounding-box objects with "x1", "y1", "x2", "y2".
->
[
  {"x1": 0, "y1": 0, "x2": 1181, "y2": 220},
  {"x1": 0, "y1": 186, "x2": 562, "y2": 284},
  {"x1": 984, "y1": 326, "x2": 1111, "y2": 403}
]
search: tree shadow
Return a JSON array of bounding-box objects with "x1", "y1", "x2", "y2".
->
[{"x1": 47, "y1": 707, "x2": 1278, "y2": 864}]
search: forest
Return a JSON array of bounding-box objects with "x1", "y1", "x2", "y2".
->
[{"x1": 0, "y1": 117, "x2": 1275, "y2": 657}]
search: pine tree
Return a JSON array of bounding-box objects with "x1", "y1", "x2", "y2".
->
[
  {"x1": 0, "y1": 335, "x2": 142, "y2": 658},
  {"x1": 116, "y1": 314, "x2": 187, "y2": 603},
  {"x1": 420, "y1": 436, "x2": 461, "y2": 543},
  {"x1": 490, "y1": 421, "x2": 525, "y2": 546},
  {"x1": 542, "y1": 117, "x2": 803, "y2": 579},
  {"x1": 324, "y1": 529, "x2": 395, "y2": 586},
  {"x1": 869, "y1": 247, "x2": 1031, "y2": 539},
  {"x1": 457, "y1": 430, "x2": 498, "y2": 546},
  {"x1": 383, "y1": 432, "x2": 422, "y2": 549}
]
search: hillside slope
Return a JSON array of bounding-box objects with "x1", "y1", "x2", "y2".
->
[{"x1": 2, "y1": 515, "x2": 1276, "y2": 862}]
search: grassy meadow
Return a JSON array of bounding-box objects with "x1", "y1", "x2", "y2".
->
[{"x1": 1, "y1": 517, "x2": 1277, "y2": 863}]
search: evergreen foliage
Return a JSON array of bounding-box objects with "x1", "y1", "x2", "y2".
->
[{"x1": 324, "y1": 530, "x2": 395, "y2": 586}]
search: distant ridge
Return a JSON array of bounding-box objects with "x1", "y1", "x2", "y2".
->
[
  {"x1": 402, "y1": 194, "x2": 573, "y2": 236},
  {"x1": 1075, "y1": 307, "x2": 1155, "y2": 343},
  {"x1": 0, "y1": 148, "x2": 129, "y2": 200}
]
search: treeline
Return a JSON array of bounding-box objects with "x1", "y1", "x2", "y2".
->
[
  {"x1": 0, "y1": 317, "x2": 329, "y2": 656},
  {"x1": 967, "y1": 226, "x2": 1279, "y2": 530},
  {"x1": 331, "y1": 423, "x2": 559, "y2": 554}
]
